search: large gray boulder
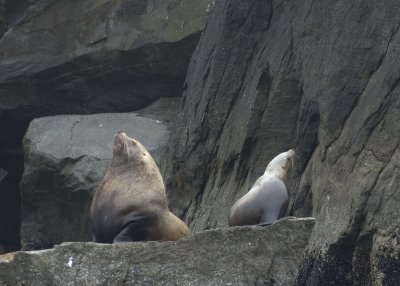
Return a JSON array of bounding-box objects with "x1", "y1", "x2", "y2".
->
[
  {"x1": 20, "y1": 98, "x2": 178, "y2": 250},
  {"x1": 162, "y1": 0, "x2": 400, "y2": 284},
  {"x1": 0, "y1": 217, "x2": 315, "y2": 286}
]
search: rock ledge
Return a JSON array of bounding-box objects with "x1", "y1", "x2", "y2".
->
[{"x1": 0, "y1": 217, "x2": 315, "y2": 286}]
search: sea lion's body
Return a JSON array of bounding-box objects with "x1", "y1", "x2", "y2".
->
[
  {"x1": 228, "y1": 149, "x2": 295, "y2": 227},
  {"x1": 90, "y1": 132, "x2": 191, "y2": 243}
]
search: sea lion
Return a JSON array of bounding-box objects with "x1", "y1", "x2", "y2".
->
[
  {"x1": 228, "y1": 149, "x2": 295, "y2": 227},
  {"x1": 90, "y1": 131, "x2": 191, "y2": 243}
]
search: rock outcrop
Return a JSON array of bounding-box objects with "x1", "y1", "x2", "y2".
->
[
  {"x1": 0, "y1": 217, "x2": 315, "y2": 286},
  {"x1": 20, "y1": 98, "x2": 178, "y2": 250},
  {"x1": 162, "y1": 0, "x2": 400, "y2": 284},
  {"x1": 0, "y1": 0, "x2": 210, "y2": 253}
]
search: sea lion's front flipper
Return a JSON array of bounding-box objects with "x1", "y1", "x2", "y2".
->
[
  {"x1": 113, "y1": 213, "x2": 150, "y2": 243},
  {"x1": 257, "y1": 222, "x2": 272, "y2": 227}
]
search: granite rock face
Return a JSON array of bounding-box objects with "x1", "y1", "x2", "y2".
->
[
  {"x1": 162, "y1": 0, "x2": 400, "y2": 284},
  {"x1": 20, "y1": 98, "x2": 178, "y2": 250},
  {"x1": 0, "y1": 217, "x2": 315, "y2": 286}
]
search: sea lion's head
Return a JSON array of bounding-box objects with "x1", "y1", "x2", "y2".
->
[
  {"x1": 265, "y1": 149, "x2": 295, "y2": 181},
  {"x1": 111, "y1": 131, "x2": 150, "y2": 167}
]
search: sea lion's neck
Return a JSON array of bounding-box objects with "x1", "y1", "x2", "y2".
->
[{"x1": 264, "y1": 168, "x2": 287, "y2": 183}]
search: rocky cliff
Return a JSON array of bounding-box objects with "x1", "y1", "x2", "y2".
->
[{"x1": 162, "y1": 0, "x2": 400, "y2": 285}]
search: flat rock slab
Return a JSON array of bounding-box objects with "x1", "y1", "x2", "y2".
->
[{"x1": 0, "y1": 217, "x2": 315, "y2": 286}]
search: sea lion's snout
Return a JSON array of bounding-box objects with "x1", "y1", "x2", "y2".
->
[
  {"x1": 287, "y1": 149, "x2": 295, "y2": 156},
  {"x1": 287, "y1": 149, "x2": 295, "y2": 170},
  {"x1": 113, "y1": 132, "x2": 129, "y2": 155},
  {"x1": 115, "y1": 132, "x2": 138, "y2": 145},
  {"x1": 114, "y1": 131, "x2": 129, "y2": 143},
  {"x1": 115, "y1": 131, "x2": 127, "y2": 138}
]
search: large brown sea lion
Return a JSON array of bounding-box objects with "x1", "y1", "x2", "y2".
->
[
  {"x1": 228, "y1": 149, "x2": 295, "y2": 227},
  {"x1": 90, "y1": 131, "x2": 191, "y2": 243}
]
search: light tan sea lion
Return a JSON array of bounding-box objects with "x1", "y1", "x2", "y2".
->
[
  {"x1": 228, "y1": 149, "x2": 295, "y2": 227},
  {"x1": 90, "y1": 131, "x2": 191, "y2": 243}
]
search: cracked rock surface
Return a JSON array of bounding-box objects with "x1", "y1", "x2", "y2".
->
[
  {"x1": 0, "y1": 217, "x2": 315, "y2": 286},
  {"x1": 162, "y1": 0, "x2": 400, "y2": 284}
]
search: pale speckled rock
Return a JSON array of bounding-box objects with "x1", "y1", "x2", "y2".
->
[{"x1": 0, "y1": 217, "x2": 315, "y2": 286}]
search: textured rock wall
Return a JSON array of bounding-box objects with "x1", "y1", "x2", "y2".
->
[
  {"x1": 163, "y1": 0, "x2": 302, "y2": 230},
  {"x1": 162, "y1": 0, "x2": 400, "y2": 284},
  {"x1": 0, "y1": 218, "x2": 315, "y2": 286}
]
